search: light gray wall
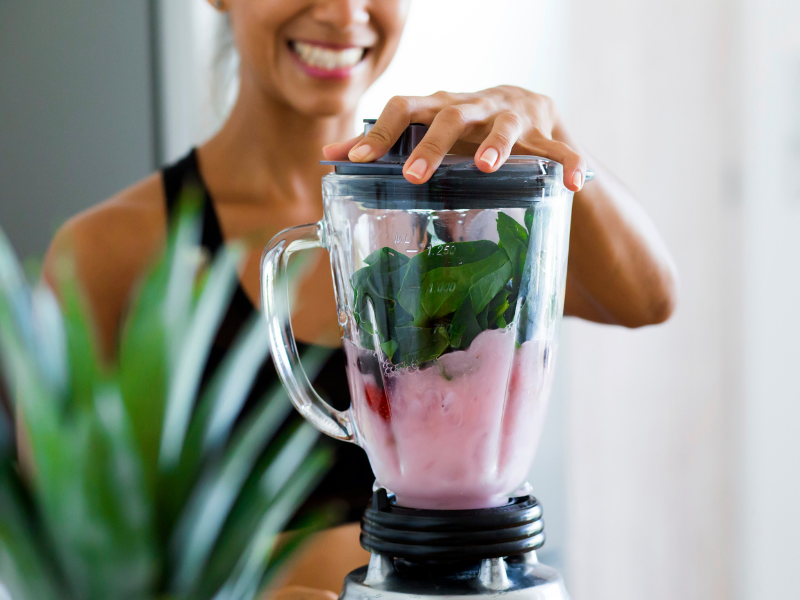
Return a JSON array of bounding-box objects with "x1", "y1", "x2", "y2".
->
[
  {"x1": 0, "y1": 0, "x2": 157, "y2": 259},
  {"x1": 564, "y1": 0, "x2": 746, "y2": 599},
  {"x1": 739, "y1": 1, "x2": 800, "y2": 598}
]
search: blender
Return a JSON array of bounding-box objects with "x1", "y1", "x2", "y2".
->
[{"x1": 261, "y1": 120, "x2": 589, "y2": 599}]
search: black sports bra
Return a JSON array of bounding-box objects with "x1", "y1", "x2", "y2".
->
[{"x1": 162, "y1": 149, "x2": 374, "y2": 521}]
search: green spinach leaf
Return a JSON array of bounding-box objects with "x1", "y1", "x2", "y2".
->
[
  {"x1": 486, "y1": 288, "x2": 511, "y2": 328},
  {"x1": 497, "y1": 212, "x2": 529, "y2": 292},
  {"x1": 393, "y1": 325, "x2": 450, "y2": 366},
  {"x1": 351, "y1": 214, "x2": 531, "y2": 366},
  {"x1": 418, "y1": 249, "x2": 510, "y2": 319},
  {"x1": 449, "y1": 301, "x2": 481, "y2": 349}
]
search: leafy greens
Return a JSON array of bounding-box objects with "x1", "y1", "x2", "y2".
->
[{"x1": 352, "y1": 212, "x2": 533, "y2": 367}]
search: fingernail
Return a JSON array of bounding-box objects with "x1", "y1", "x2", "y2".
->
[
  {"x1": 479, "y1": 147, "x2": 499, "y2": 168},
  {"x1": 406, "y1": 158, "x2": 428, "y2": 180},
  {"x1": 573, "y1": 171, "x2": 583, "y2": 190},
  {"x1": 349, "y1": 144, "x2": 373, "y2": 161}
]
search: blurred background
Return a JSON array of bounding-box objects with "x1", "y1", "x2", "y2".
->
[{"x1": 1, "y1": 0, "x2": 798, "y2": 599}]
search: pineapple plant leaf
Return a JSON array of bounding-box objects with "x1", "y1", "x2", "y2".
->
[{"x1": 0, "y1": 198, "x2": 333, "y2": 600}]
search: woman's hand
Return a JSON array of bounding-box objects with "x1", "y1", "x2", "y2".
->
[
  {"x1": 322, "y1": 86, "x2": 586, "y2": 191},
  {"x1": 325, "y1": 86, "x2": 678, "y2": 327}
]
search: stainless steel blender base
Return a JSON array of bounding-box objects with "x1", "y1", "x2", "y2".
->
[{"x1": 339, "y1": 552, "x2": 570, "y2": 600}]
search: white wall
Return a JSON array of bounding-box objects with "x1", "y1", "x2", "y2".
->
[
  {"x1": 565, "y1": 1, "x2": 800, "y2": 599},
  {"x1": 157, "y1": 0, "x2": 224, "y2": 163},
  {"x1": 739, "y1": 1, "x2": 800, "y2": 598},
  {"x1": 357, "y1": 1, "x2": 567, "y2": 126},
  {"x1": 564, "y1": 0, "x2": 735, "y2": 598}
]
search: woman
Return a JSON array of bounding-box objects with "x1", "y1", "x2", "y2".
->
[{"x1": 43, "y1": 0, "x2": 677, "y2": 596}]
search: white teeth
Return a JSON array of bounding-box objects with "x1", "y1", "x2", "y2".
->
[{"x1": 292, "y1": 41, "x2": 365, "y2": 71}]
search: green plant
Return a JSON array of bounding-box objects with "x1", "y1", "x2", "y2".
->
[
  {"x1": 0, "y1": 199, "x2": 332, "y2": 600},
  {"x1": 352, "y1": 212, "x2": 534, "y2": 366}
]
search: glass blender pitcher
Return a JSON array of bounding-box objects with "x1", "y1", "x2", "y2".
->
[{"x1": 261, "y1": 121, "x2": 586, "y2": 511}]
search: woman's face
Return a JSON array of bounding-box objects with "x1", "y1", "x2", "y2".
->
[{"x1": 225, "y1": 0, "x2": 409, "y2": 117}]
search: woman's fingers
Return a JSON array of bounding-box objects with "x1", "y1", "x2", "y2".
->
[
  {"x1": 348, "y1": 95, "x2": 444, "y2": 163},
  {"x1": 337, "y1": 88, "x2": 585, "y2": 191},
  {"x1": 322, "y1": 134, "x2": 363, "y2": 161},
  {"x1": 526, "y1": 136, "x2": 587, "y2": 191},
  {"x1": 348, "y1": 97, "x2": 415, "y2": 162},
  {"x1": 402, "y1": 104, "x2": 483, "y2": 184},
  {"x1": 473, "y1": 112, "x2": 525, "y2": 173}
]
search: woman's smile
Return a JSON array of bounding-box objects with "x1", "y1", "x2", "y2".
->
[{"x1": 288, "y1": 40, "x2": 370, "y2": 79}]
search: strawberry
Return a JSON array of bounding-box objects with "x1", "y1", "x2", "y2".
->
[{"x1": 364, "y1": 384, "x2": 392, "y2": 422}]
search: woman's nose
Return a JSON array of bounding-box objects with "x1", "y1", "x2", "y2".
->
[{"x1": 310, "y1": 0, "x2": 370, "y2": 28}]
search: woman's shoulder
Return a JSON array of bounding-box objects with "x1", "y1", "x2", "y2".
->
[{"x1": 43, "y1": 172, "x2": 169, "y2": 357}]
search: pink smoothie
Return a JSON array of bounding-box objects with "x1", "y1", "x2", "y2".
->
[{"x1": 344, "y1": 327, "x2": 556, "y2": 510}]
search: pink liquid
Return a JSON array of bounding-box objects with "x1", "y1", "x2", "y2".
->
[{"x1": 344, "y1": 327, "x2": 556, "y2": 510}]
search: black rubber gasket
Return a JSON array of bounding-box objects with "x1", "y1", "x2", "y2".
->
[{"x1": 360, "y1": 489, "x2": 546, "y2": 561}]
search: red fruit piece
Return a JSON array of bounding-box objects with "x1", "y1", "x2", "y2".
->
[{"x1": 364, "y1": 384, "x2": 392, "y2": 422}]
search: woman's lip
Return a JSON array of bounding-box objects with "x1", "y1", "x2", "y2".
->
[
  {"x1": 290, "y1": 38, "x2": 373, "y2": 51},
  {"x1": 288, "y1": 48, "x2": 365, "y2": 80},
  {"x1": 287, "y1": 40, "x2": 369, "y2": 81}
]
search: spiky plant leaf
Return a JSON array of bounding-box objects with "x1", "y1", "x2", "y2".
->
[
  {"x1": 161, "y1": 316, "x2": 274, "y2": 516},
  {"x1": 0, "y1": 365, "x2": 63, "y2": 600},
  {"x1": 203, "y1": 317, "x2": 272, "y2": 455},
  {"x1": 199, "y1": 439, "x2": 332, "y2": 600},
  {"x1": 162, "y1": 254, "x2": 317, "y2": 526},
  {"x1": 170, "y1": 347, "x2": 332, "y2": 594},
  {"x1": 118, "y1": 198, "x2": 202, "y2": 500},
  {"x1": 0, "y1": 462, "x2": 63, "y2": 600},
  {"x1": 56, "y1": 264, "x2": 104, "y2": 413},
  {"x1": 163, "y1": 316, "x2": 273, "y2": 520},
  {"x1": 0, "y1": 198, "x2": 334, "y2": 600},
  {"x1": 163, "y1": 190, "x2": 204, "y2": 359},
  {"x1": 160, "y1": 242, "x2": 243, "y2": 471},
  {"x1": 117, "y1": 242, "x2": 173, "y2": 500},
  {"x1": 221, "y1": 447, "x2": 331, "y2": 600},
  {"x1": 0, "y1": 228, "x2": 35, "y2": 356},
  {"x1": 3, "y1": 291, "x2": 156, "y2": 598}
]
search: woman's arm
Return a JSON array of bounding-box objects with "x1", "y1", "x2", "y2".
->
[
  {"x1": 323, "y1": 86, "x2": 678, "y2": 327},
  {"x1": 558, "y1": 140, "x2": 677, "y2": 326}
]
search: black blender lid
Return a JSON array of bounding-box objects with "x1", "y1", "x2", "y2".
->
[{"x1": 321, "y1": 119, "x2": 563, "y2": 180}]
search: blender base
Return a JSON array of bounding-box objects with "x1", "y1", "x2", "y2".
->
[
  {"x1": 339, "y1": 490, "x2": 570, "y2": 600},
  {"x1": 339, "y1": 552, "x2": 570, "y2": 600}
]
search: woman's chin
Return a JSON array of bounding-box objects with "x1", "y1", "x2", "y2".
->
[
  {"x1": 276, "y1": 56, "x2": 372, "y2": 118},
  {"x1": 285, "y1": 87, "x2": 365, "y2": 119}
]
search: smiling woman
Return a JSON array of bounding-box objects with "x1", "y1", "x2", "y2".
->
[
  {"x1": 290, "y1": 41, "x2": 367, "y2": 77},
  {"x1": 226, "y1": 0, "x2": 404, "y2": 116},
  {"x1": 38, "y1": 0, "x2": 677, "y2": 597}
]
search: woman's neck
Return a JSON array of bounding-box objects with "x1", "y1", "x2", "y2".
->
[{"x1": 200, "y1": 78, "x2": 355, "y2": 208}]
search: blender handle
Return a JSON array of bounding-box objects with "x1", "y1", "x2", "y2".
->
[{"x1": 260, "y1": 221, "x2": 356, "y2": 443}]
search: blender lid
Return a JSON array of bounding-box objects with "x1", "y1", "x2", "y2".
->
[{"x1": 321, "y1": 119, "x2": 594, "y2": 183}]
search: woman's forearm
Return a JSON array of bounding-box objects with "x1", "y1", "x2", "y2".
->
[{"x1": 556, "y1": 126, "x2": 678, "y2": 326}]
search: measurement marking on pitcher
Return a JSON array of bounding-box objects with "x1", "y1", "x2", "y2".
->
[
  {"x1": 428, "y1": 244, "x2": 456, "y2": 256},
  {"x1": 394, "y1": 233, "x2": 410, "y2": 244},
  {"x1": 429, "y1": 282, "x2": 457, "y2": 293}
]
